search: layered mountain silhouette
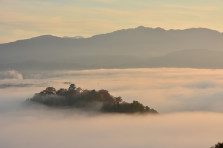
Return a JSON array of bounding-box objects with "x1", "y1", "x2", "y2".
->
[{"x1": 0, "y1": 26, "x2": 223, "y2": 70}]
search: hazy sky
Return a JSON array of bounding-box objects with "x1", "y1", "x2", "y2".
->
[{"x1": 0, "y1": 0, "x2": 222, "y2": 43}]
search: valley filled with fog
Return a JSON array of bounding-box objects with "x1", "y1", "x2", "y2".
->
[{"x1": 0, "y1": 68, "x2": 223, "y2": 148}]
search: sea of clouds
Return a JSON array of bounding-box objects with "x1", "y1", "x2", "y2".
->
[{"x1": 0, "y1": 68, "x2": 222, "y2": 148}]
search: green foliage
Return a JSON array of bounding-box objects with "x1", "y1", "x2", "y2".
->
[{"x1": 28, "y1": 84, "x2": 158, "y2": 114}]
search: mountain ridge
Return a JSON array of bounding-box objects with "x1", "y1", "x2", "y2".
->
[
  {"x1": 1, "y1": 26, "x2": 222, "y2": 45},
  {"x1": 0, "y1": 26, "x2": 223, "y2": 71}
]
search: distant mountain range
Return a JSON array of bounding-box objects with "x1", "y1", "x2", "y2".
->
[{"x1": 0, "y1": 26, "x2": 223, "y2": 71}]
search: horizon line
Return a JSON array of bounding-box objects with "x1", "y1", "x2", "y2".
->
[{"x1": 1, "y1": 26, "x2": 222, "y2": 44}]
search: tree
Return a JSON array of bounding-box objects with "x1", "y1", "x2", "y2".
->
[
  {"x1": 68, "y1": 84, "x2": 76, "y2": 91},
  {"x1": 40, "y1": 87, "x2": 56, "y2": 95},
  {"x1": 67, "y1": 84, "x2": 77, "y2": 96},
  {"x1": 211, "y1": 142, "x2": 223, "y2": 148},
  {"x1": 76, "y1": 87, "x2": 82, "y2": 94},
  {"x1": 115, "y1": 97, "x2": 123, "y2": 104},
  {"x1": 56, "y1": 88, "x2": 67, "y2": 96},
  {"x1": 28, "y1": 84, "x2": 158, "y2": 114}
]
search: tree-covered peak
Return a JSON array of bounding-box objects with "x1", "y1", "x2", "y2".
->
[{"x1": 27, "y1": 84, "x2": 158, "y2": 114}]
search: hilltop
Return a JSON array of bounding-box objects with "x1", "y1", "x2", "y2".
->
[
  {"x1": 27, "y1": 84, "x2": 158, "y2": 114},
  {"x1": 0, "y1": 26, "x2": 223, "y2": 70}
]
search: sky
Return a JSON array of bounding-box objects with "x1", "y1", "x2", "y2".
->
[{"x1": 0, "y1": 0, "x2": 223, "y2": 43}]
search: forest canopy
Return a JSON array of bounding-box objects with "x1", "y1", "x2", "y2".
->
[
  {"x1": 27, "y1": 84, "x2": 158, "y2": 114},
  {"x1": 211, "y1": 142, "x2": 223, "y2": 148}
]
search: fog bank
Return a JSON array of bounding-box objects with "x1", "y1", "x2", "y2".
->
[
  {"x1": 0, "y1": 68, "x2": 223, "y2": 148},
  {"x1": 2, "y1": 68, "x2": 223, "y2": 113},
  {"x1": 0, "y1": 111, "x2": 222, "y2": 148}
]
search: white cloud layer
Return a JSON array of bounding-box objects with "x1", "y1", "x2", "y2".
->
[
  {"x1": 0, "y1": 110, "x2": 222, "y2": 148},
  {"x1": 0, "y1": 68, "x2": 223, "y2": 148},
  {"x1": 2, "y1": 68, "x2": 223, "y2": 113}
]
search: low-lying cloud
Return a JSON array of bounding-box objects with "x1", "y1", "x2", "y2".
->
[
  {"x1": 0, "y1": 70, "x2": 24, "y2": 80},
  {"x1": 2, "y1": 68, "x2": 223, "y2": 113},
  {"x1": 0, "y1": 83, "x2": 33, "y2": 89},
  {"x1": 0, "y1": 68, "x2": 223, "y2": 148},
  {"x1": 184, "y1": 80, "x2": 216, "y2": 89},
  {"x1": 0, "y1": 108, "x2": 222, "y2": 148}
]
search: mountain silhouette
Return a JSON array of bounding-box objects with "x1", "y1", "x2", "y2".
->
[{"x1": 0, "y1": 26, "x2": 223, "y2": 70}]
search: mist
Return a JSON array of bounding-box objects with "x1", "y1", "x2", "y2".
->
[
  {"x1": 1, "y1": 111, "x2": 222, "y2": 148},
  {"x1": 0, "y1": 68, "x2": 223, "y2": 148}
]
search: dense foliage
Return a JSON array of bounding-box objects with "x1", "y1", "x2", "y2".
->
[
  {"x1": 28, "y1": 84, "x2": 158, "y2": 114},
  {"x1": 211, "y1": 142, "x2": 223, "y2": 148}
]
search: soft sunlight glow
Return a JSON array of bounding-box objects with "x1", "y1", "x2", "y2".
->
[{"x1": 0, "y1": 0, "x2": 222, "y2": 43}]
